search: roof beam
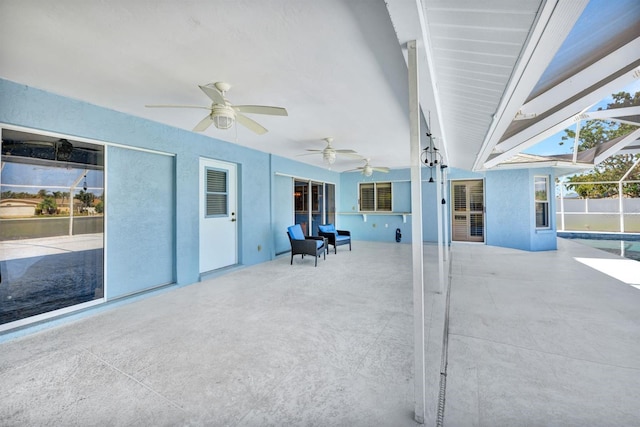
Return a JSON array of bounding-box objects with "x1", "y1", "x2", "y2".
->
[
  {"x1": 519, "y1": 38, "x2": 640, "y2": 117},
  {"x1": 473, "y1": 0, "x2": 589, "y2": 171},
  {"x1": 594, "y1": 127, "x2": 640, "y2": 164},
  {"x1": 484, "y1": 64, "x2": 640, "y2": 169}
]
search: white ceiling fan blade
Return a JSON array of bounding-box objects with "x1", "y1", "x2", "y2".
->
[
  {"x1": 344, "y1": 167, "x2": 364, "y2": 172},
  {"x1": 335, "y1": 149, "x2": 358, "y2": 154},
  {"x1": 233, "y1": 105, "x2": 288, "y2": 116},
  {"x1": 305, "y1": 149, "x2": 323, "y2": 152},
  {"x1": 198, "y1": 84, "x2": 225, "y2": 104},
  {"x1": 372, "y1": 167, "x2": 390, "y2": 173},
  {"x1": 236, "y1": 113, "x2": 268, "y2": 135},
  {"x1": 145, "y1": 104, "x2": 211, "y2": 110},
  {"x1": 193, "y1": 115, "x2": 214, "y2": 132}
]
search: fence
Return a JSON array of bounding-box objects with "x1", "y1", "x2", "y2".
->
[{"x1": 557, "y1": 181, "x2": 640, "y2": 233}]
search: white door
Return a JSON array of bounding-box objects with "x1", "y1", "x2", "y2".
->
[{"x1": 199, "y1": 158, "x2": 237, "y2": 273}]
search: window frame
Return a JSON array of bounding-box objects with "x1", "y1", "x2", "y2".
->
[
  {"x1": 358, "y1": 181, "x2": 393, "y2": 212},
  {"x1": 534, "y1": 175, "x2": 550, "y2": 229}
]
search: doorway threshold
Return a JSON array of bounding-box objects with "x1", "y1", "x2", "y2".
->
[{"x1": 199, "y1": 264, "x2": 245, "y2": 282}]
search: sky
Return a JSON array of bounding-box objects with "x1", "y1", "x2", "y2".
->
[{"x1": 524, "y1": 79, "x2": 640, "y2": 157}]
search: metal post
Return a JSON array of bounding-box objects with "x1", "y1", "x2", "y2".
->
[
  {"x1": 619, "y1": 182, "x2": 624, "y2": 233},
  {"x1": 408, "y1": 40, "x2": 426, "y2": 425},
  {"x1": 617, "y1": 156, "x2": 640, "y2": 233},
  {"x1": 560, "y1": 182, "x2": 565, "y2": 231},
  {"x1": 436, "y1": 163, "x2": 444, "y2": 294},
  {"x1": 442, "y1": 168, "x2": 449, "y2": 262}
]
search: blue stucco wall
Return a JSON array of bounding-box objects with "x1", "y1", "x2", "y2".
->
[
  {"x1": 485, "y1": 169, "x2": 532, "y2": 250},
  {"x1": 485, "y1": 168, "x2": 557, "y2": 251},
  {"x1": 0, "y1": 77, "x2": 558, "y2": 311},
  {"x1": 339, "y1": 169, "x2": 412, "y2": 243},
  {"x1": 106, "y1": 147, "x2": 176, "y2": 298},
  {"x1": 447, "y1": 167, "x2": 557, "y2": 251},
  {"x1": 0, "y1": 78, "x2": 336, "y2": 298}
]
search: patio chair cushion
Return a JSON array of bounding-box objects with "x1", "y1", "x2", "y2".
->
[
  {"x1": 287, "y1": 224, "x2": 306, "y2": 240},
  {"x1": 318, "y1": 224, "x2": 336, "y2": 234}
]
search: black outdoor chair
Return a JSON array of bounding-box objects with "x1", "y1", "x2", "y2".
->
[
  {"x1": 318, "y1": 224, "x2": 351, "y2": 254},
  {"x1": 287, "y1": 224, "x2": 327, "y2": 267}
]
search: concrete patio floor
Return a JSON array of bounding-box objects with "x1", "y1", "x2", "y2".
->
[{"x1": 0, "y1": 239, "x2": 639, "y2": 426}]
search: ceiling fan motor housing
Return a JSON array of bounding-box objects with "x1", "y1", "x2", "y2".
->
[
  {"x1": 212, "y1": 104, "x2": 236, "y2": 129},
  {"x1": 323, "y1": 150, "x2": 337, "y2": 164}
]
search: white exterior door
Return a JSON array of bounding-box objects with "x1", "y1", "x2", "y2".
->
[{"x1": 199, "y1": 158, "x2": 237, "y2": 273}]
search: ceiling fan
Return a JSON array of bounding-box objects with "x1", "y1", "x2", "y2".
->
[
  {"x1": 145, "y1": 82, "x2": 288, "y2": 135},
  {"x1": 347, "y1": 158, "x2": 390, "y2": 176},
  {"x1": 301, "y1": 137, "x2": 359, "y2": 165}
]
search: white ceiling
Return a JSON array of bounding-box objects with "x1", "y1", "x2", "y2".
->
[{"x1": 1, "y1": 0, "x2": 638, "y2": 172}]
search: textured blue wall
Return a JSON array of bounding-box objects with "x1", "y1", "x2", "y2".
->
[
  {"x1": 0, "y1": 77, "x2": 559, "y2": 306},
  {"x1": 0, "y1": 79, "x2": 336, "y2": 296},
  {"x1": 339, "y1": 169, "x2": 413, "y2": 243},
  {"x1": 106, "y1": 147, "x2": 175, "y2": 298},
  {"x1": 485, "y1": 168, "x2": 557, "y2": 251},
  {"x1": 447, "y1": 167, "x2": 557, "y2": 251},
  {"x1": 485, "y1": 169, "x2": 532, "y2": 250}
]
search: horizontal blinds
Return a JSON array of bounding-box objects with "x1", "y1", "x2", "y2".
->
[
  {"x1": 207, "y1": 169, "x2": 227, "y2": 193},
  {"x1": 376, "y1": 182, "x2": 392, "y2": 211},
  {"x1": 360, "y1": 183, "x2": 375, "y2": 211},
  {"x1": 469, "y1": 181, "x2": 484, "y2": 212},
  {"x1": 206, "y1": 168, "x2": 228, "y2": 216},
  {"x1": 454, "y1": 184, "x2": 466, "y2": 211}
]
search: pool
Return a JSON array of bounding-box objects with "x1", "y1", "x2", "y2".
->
[{"x1": 558, "y1": 232, "x2": 640, "y2": 262}]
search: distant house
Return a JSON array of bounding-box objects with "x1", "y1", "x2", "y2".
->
[{"x1": 0, "y1": 199, "x2": 39, "y2": 217}]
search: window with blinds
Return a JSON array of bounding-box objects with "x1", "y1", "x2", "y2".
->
[
  {"x1": 205, "y1": 168, "x2": 228, "y2": 217},
  {"x1": 359, "y1": 182, "x2": 392, "y2": 212}
]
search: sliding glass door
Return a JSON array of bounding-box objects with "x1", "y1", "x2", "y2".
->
[
  {"x1": 293, "y1": 180, "x2": 335, "y2": 236},
  {"x1": 1, "y1": 128, "x2": 104, "y2": 327}
]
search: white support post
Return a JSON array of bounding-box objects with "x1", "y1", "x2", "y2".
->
[
  {"x1": 617, "y1": 156, "x2": 640, "y2": 233},
  {"x1": 619, "y1": 182, "x2": 624, "y2": 233},
  {"x1": 408, "y1": 40, "x2": 426, "y2": 425},
  {"x1": 436, "y1": 163, "x2": 444, "y2": 294},
  {"x1": 560, "y1": 183, "x2": 565, "y2": 232},
  {"x1": 442, "y1": 168, "x2": 449, "y2": 262}
]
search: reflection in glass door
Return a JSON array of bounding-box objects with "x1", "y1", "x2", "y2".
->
[
  {"x1": 293, "y1": 180, "x2": 335, "y2": 236},
  {"x1": 311, "y1": 182, "x2": 323, "y2": 236},
  {"x1": 294, "y1": 180, "x2": 309, "y2": 235},
  {"x1": 0, "y1": 129, "x2": 104, "y2": 328}
]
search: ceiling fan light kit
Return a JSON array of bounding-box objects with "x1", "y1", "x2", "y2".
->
[
  {"x1": 212, "y1": 104, "x2": 235, "y2": 130},
  {"x1": 345, "y1": 157, "x2": 390, "y2": 176},
  {"x1": 146, "y1": 81, "x2": 287, "y2": 135},
  {"x1": 324, "y1": 150, "x2": 337, "y2": 165}
]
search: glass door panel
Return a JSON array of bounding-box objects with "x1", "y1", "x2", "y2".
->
[
  {"x1": 1, "y1": 129, "x2": 104, "y2": 327},
  {"x1": 311, "y1": 182, "x2": 323, "y2": 236},
  {"x1": 294, "y1": 180, "x2": 309, "y2": 235}
]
